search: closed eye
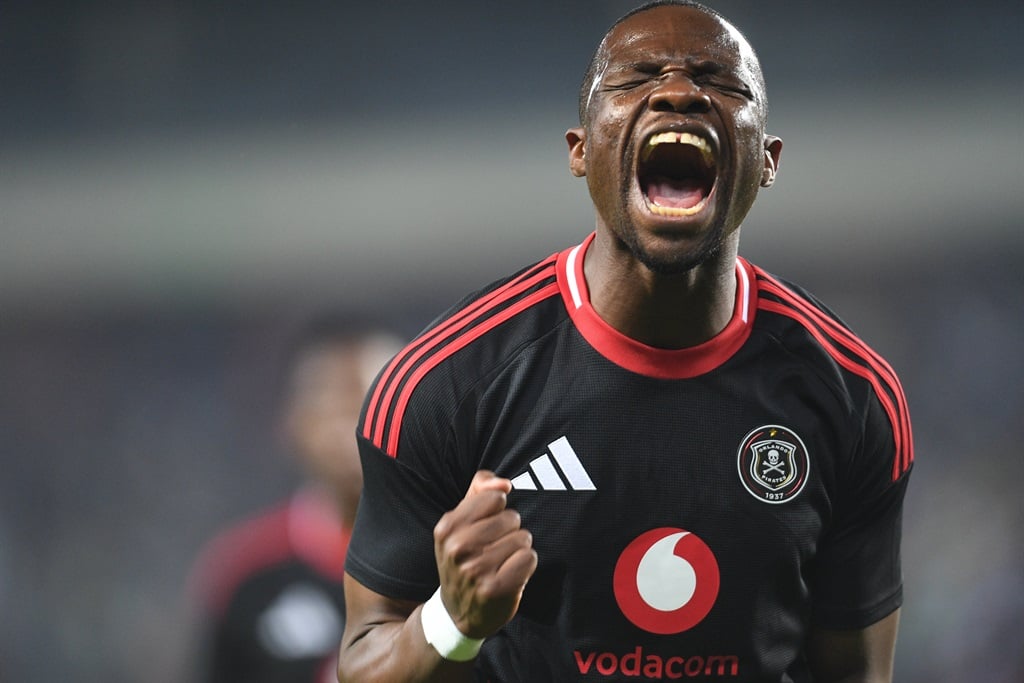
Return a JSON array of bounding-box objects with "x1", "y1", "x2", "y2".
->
[
  {"x1": 697, "y1": 76, "x2": 753, "y2": 99},
  {"x1": 604, "y1": 78, "x2": 652, "y2": 91},
  {"x1": 687, "y1": 59, "x2": 754, "y2": 99}
]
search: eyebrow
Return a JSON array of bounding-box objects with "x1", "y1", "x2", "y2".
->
[
  {"x1": 610, "y1": 51, "x2": 737, "y2": 74},
  {"x1": 687, "y1": 58, "x2": 730, "y2": 74}
]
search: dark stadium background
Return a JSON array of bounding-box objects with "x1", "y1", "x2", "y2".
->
[{"x1": 1, "y1": 1, "x2": 1021, "y2": 680}]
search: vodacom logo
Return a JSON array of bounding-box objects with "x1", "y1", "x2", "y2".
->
[{"x1": 613, "y1": 528, "x2": 720, "y2": 635}]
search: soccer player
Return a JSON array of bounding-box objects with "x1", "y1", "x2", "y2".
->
[
  {"x1": 190, "y1": 314, "x2": 402, "y2": 683},
  {"x1": 337, "y1": 2, "x2": 913, "y2": 682}
]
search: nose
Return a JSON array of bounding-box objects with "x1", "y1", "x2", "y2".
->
[{"x1": 648, "y1": 72, "x2": 712, "y2": 115}]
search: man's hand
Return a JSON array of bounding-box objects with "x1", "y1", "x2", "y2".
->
[{"x1": 432, "y1": 470, "x2": 538, "y2": 639}]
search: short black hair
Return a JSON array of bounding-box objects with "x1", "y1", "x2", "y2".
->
[{"x1": 577, "y1": 1, "x2": 737, "y2": 126}]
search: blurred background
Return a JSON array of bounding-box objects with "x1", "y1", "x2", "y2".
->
[{"x1": 2, "y1": 1, "x2": 1022, "y2": 680}]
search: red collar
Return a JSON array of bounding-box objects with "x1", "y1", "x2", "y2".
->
[{"x1": 556, "y1": 232, "x2": 757, "y2": 379}]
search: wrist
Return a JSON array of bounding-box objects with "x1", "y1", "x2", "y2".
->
[{"x1": 420, "y1": 587, "x2": 486, "y2": 662}]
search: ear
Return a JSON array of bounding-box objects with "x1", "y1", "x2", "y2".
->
[
  {"x1": 761, "y1": 135, "x2": 782, "y2": 187},
  {"x1": 566, "y1": 127, "x2": 587, "y2": 177}
]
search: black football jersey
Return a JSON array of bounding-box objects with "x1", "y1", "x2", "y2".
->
[
  {"x1": 346, "y1": 234, "x2": 913, "y2": 682},
  {"x1": 192, "y1": 493, "x2": 350, "y2": 683}
]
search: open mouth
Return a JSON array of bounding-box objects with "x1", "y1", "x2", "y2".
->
[{"x1": 638, "y1": 132, "x2": 717, "y2": 217}]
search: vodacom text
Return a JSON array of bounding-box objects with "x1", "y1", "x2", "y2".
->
[{"x1": 574, "y1": 646, "x2": 739, "y2": 679}]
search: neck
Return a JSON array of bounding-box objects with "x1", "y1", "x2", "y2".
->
[{"x1": 583, "y1": 232, "x2": 739, "y2": 349}]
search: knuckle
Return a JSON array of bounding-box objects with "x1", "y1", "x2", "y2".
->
[
  {"x1": 490, "y1": 510, "x2": 519, "y2": 537},
  {"x1": 474, "y1": 577, "x2": 500, "y2": 602},
  {"x1": 433, "y1": 514, "x2": 452, "y2": 541},
  {"x1": 460, "y1": 557, "x2": 485, "y2": 582},
  {"x1": 481, "y1": 490, "x2": 506, "y2": 509},
  {"x1": 445, "y1": 537, "x2": 470, "y2": 561}
]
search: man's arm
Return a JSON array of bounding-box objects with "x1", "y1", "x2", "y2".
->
[
  {"x1": 806, "y1": 609, "x2": 900, "y2": 683},
  {"x1": 337, "y1": 471, "x2": 537, "y2": 683},
  {"x1": 336, "y1": 577, "x2": 472, "y2": 683}
]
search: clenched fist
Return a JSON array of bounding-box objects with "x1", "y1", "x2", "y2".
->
[{"x1": 432, "y1": 471, "x2": 538, "y2": 639}]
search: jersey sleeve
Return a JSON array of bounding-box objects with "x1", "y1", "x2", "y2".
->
[
  {"x1": 344, "y1": 433, "x2": 459, "y2": 602},
  {"x1": 810, "y1": 384, "x2": 913, "y2": 630},
  {"x1": 344, "y1": 329, "x2": 481, "y2": 602},
  {"x1": 343, "y1": 266, "x2": 555, "y2": 603}
]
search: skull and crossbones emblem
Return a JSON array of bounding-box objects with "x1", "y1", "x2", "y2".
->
[
  {"x1": 748, "y1": 438, "x2": 796, "y2": 490},
  {"x1": 762, "y1": 448, "x2": 785, "y2": 475},
  {"x1": 738, "y1": 426, "x2": 810, "y2": 503}
]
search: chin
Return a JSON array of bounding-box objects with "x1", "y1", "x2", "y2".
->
[
  {"x1": 624, "y1": 221, "x2": 728, "y2": 276},
  {"x1": 636, "y1": 245, "x2": 719, "y2": 275}
]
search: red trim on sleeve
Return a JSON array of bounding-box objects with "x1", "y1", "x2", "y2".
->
[
  {"x1": 362, "y1": 257, "x2": 560, "y2": 457},
  {"x1": 385, "y1": 283, "x2": 559, "y2": 455},
  {"x1": 755, "y1": 271, "x2": 913, "y2": 480}
]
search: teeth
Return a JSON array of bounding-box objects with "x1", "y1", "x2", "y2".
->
[
  {"x1": 640, "y1": 132, "x2": 714, "y2": 165},
  {"x1": 647, "y1": 198, "x2": 709, "y2": 217}
]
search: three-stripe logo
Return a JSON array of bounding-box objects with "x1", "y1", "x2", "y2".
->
[{"x1": 510, "y1": 436, "x2": 596, "y2": 491}]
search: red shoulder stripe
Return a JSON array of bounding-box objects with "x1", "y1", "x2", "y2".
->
[
  {"x1": 361, "y1": 256, "x2": 556, "y2": 447},
  {"x1": 755, "y1": 272, "x2": 912, "y2": 479},
  {"x1": 385, "y1": 282, "x2": 559, "y2": 455},
  {"x1": 760, "y1": 297, "x2": 908, "y2": 476},
  {"x1": 755, "y1": 272, "x2": 913, "y2": 479},
  {"x1": 363, "y1": 257, "x2": 558, "y2": 456},
  {"x1": 756, "y1": 294, "x2": 913, "y2": 480},
  {"x1": 756, "y1": 272, "x2": 903, "y2": 390}
]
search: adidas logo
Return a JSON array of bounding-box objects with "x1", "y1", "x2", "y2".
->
[{"x1": 510, "y1": 436, "x2": 596, "y2": 491}]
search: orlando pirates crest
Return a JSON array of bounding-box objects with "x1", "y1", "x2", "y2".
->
[{"x1": 737, "y1": 425, "x2": 810, "y2": 504}]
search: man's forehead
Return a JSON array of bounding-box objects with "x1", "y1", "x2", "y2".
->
[{"x1": 602, "y1": 7, "x2": 756, "y2": 70}]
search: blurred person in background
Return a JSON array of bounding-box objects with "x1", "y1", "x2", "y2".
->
[{"x1": 189, "y1": 313, "x2": 403, "y2": 683}]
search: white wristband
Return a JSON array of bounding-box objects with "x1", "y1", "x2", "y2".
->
[{"x1": 420, "y1": 587, "x2": 485, "y2": 662}]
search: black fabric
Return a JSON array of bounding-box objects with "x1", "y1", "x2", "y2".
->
[
  {"x1": 345, "y1": 247, "x2": 912, "y2": 682},
  {"x1": 201, "y1": 562, "x2": 344, "y2": 683},
  {"x1": 346, "y1": 440, "x2": 449, "y2": 602}
]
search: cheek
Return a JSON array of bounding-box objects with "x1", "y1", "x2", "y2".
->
[
  {"x1": 730, "y1": 116, "x2": 766, "y2": 176},
  {"x1": 586, "y1": 129, "x2": 631, "y2": 182},
  {"x1": 733, "y1": 106, "x2": 765, "y2": 149}
]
